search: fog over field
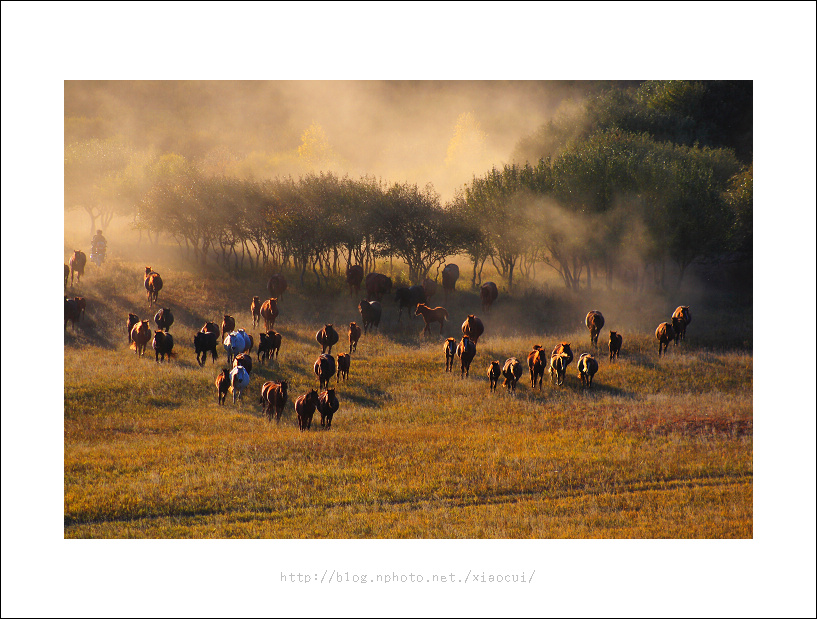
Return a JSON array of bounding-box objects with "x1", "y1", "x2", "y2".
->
[{"x1": 65, "y1": 80, "x2": 623, "y2": 200}]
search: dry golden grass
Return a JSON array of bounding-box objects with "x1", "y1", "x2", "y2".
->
[{"x1": 64, "y1": 245, "x2": 752, "y2": 538}]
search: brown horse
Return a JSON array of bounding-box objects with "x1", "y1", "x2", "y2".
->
[
  {"x1": 144, "y1": 267, "x2": 163, "y2": 308},
  {"x1": 672, "y1": 306, "x2": 692, "y2": 345},
  {"x1": 443, "y1": 337, "x2": 457, "y2": 372},
  {"x1": 267, "y1": 274, "x2": 287, "y2": 298},
  {"x1": 257, "y1": 331, "x2": 282, "y2": 364},
  {"x1": 527, "y1": 345, "x2": 547, "y2": 390},
  {"x1": 215, "y1": 369, "x2": 230, "y2": 405},
  {"x1": 316, "y1": 324, "x2": 339, "y2": 354},
  {"x1": 577, "y1": 353, "x2": 599, "y2": 388},
  {"x1": 456, "y1": 336, "x2": 477, "y2": 378},
  {"x1": 336, "y1": 352, "x2": 350, "y2": 382},
  {"x1": 260, "y1": 380, "x2": 288, "y2": 422},
  {"x1": 318, "y1": 389, "x2": 340, "y2": 429},
  {"x1": 487, "y1": 361, "x2": 501, "y2": 392},
  {"x1": 365, "y1": 272, "x2": 392, "y2": 301},
  {"x1": 502, "y1": 358, "x2": 523, "y2": 392},
  {"x1": 348, "y1": 322, "x2": 362, "y2": 354},
  {"x1": 549, "y1": 343, "x2": 573, "y2": 386},
  {"x1": 314, "y1": 353, "x2": 336, "y2": 390},
  {"x1": 480, "y1": 282, "x2": 498, "y2": 313},
  {"x1": 609, "y1": 331, "x2": 623, "y2": 362},
  {"x1": 127, "y1": 313, "x2": 140, "y2": 343},
  {"x1": 295, "y1": 389, "x2": 320, "y2": 431},
  {"x1": 130, "y1": 320, "x2": 152, "y2": 357},
  {"x1": 358, "y1": 300, "x2": 382, "y2": 333},
  {"x1": 422, "y1": 277, "x2": 438, "y2": 301},
  {"x1": 261, "y1": 298, "x2": 279, "y2": 332},
  {"x1": 585, "y1": 310, "x2": 605, "y2": 349},
  {"x1": 251, "y1": 296, "x2": 262, "y2": 329},
  {"x1": 221, "y1": 315, "x2": 236, "y2": 340},
  {"x1": 656, "y1": 322, "x2": 675, "y2": 357},
  {"x1": 415, "y1": 304, "x2": 448, "y2": 337},
  {"x1": 461, "y1": 314, "x2": 484, "y2": 344},
  {"x1": 442, "y1": 263, "x2": 459, "y2": 299},
  {"x1": 69, "y1": 250, "x2": 86, "y2": 286},
  {"x1": 346, "y1": 265, "x2": 364, "y2": 297}
]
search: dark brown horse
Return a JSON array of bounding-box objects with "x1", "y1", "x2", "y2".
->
[
  {"x1": 314, "y1": 353, "x2": 336, "y2": 390},
  {"x1": 527, "y1": 345, "x2": 547, "y2": 390},
  {"x1": 358, "y1": 300, "x2": 382, "y2": 333},
  {"x1": 318, "y1": 389, "x2": 340, "y2": 429},
  {"x1": 442, "y1": 263, "x2": 459, "y2": 299},
  {"x1": 151, "y1": 331, "x2": 175, "y2": 363},
  {"x1": 415, "y1": 304, "x2": 448, "y2": 337},
  {"x1": 316, "y1": 324, "x2": 339, "y2": 354},
  {"x1": 422, "y1": 277, "x2": 438, "y2": 301},
  {"x1": 365, "y1": 272, "x2": 392, "y2": 301},
  {"x1": 267, "y1": 274, "x2": 287, "y2": 298},
  {"x1": 153, "y1": 308, "x2": 173, "y2": 332},
  {"x1": 609, "y1": 331, "x2": 623, "y2": 362},
  {"x1": 295, "y1": 389, "x2": 320, "y2": 431},
  {"x1": 221, "y1": 315, "x2": 236, "y2": 341},
  {"x1": 443, "y1": 337, "x2": 457, "y2": 372},
  {"x1": 577, "y1": 353, "x2": 599, "y2": 388},
  {"x1": 672, "y1": 306, "x2": 692, "y2": 345},
  {"x1": 215, "y1": 369, "x2": 230, "y2": 405},
  {"x1": 257, "y1": 330, "x2": 282, "y2": 364},
  {"x1": 127, "y1": 313, "x2": 140, "y2": 343},
  {"x1": 487, "y1": 361, "x2": 501, "y2": 392},
  {"x1": 480, "y1": 282, "x2": 498, "y2": 313},
  {"x1": 346, "y1": 265, "x2": 364, "y2": 297},
  {"x1": 502, "y1": 358, "x2": 523, "y2": 392},
  {"x1": 336, "y1": 352, "x2": 350, "y2": 382}
]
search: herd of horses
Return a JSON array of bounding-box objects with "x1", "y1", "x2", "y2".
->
[{"x1": 65, "y1": 260, "x2": 693, "y2": 431}]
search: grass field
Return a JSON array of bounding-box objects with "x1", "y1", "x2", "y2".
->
[{"x1": 63, "y1": 241, "x2": 753, "y2": 538}]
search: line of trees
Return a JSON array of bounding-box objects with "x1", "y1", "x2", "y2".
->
[{"x1": 65, "y1": 81, "x2": 752, "y2": 293}]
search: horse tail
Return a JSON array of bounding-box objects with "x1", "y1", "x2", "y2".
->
[{"x1": 443, "y1": 309, "x2": 449, "y2": 321}]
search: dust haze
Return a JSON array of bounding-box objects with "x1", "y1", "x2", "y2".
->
[{"x1": 64, "y1": 80, "x2": 604, "y2": 201}]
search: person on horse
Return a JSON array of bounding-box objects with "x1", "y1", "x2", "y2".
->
[{"x1": 91, "y1": 230, "x2": 107, "y2": 253}]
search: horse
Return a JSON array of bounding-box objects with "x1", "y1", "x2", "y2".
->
[
  {"x1": 233, "y1": 352, "x2": 253, "y2": 375},
  {"x1": 443, "y1": 337, "x2": 457, "y2": 372},
  {"x1": 130, "y1": 320, "x2": 152, "y2": 357},
  {"x1": 221, "y1": 315, "x2": 236, "y2": 341},
  {"x1": 144, "y1": 267, "x2": 163, "y2": 308},
  {"x1": 346, "y1": 265, "x2": 364, "y2": 297},
  {"x1": 68, "y1": 250, "x2": 86, "y2": 286},
  {"x1": 260, "y1": 380, "x2": 288, "y2": 423},
  {"x1": 609, "y1": 331, "x2": 623, "y2": 362},
  {"x1": 224, "y1": 330, "x2": 251, "y2": 365},
  {"x1": 251, "y1": 296, "x2": 262, "y2": 329},
  {"x1": 442, "y1": 263, "x2": 459, "y2": 299},
  {"x1": 295, "y1": 389, "x2": 320, "y2": 431},
  {"x1": 480, "y1": 282, "x2": 498, "y2": 313},
  {"x1": 318, "y1": 389, "x2": 340, "y2": 429},
  {"x1": 358, "y1": 300, "x2": 382, "y2": 333},
  {"x1": 151, "y1": 331, "x2": 174, "y2": 363},
  {"x1": 456, "y1": 335, "x2": 477, "y2": 378},
  {"x1": 257, "y1": 331, "x2": 282, "y2": 364},
  {"x1": 201, "y1": 321, "x2": 220, "y2": 338},
  {"x1": 64, "y1": 264, "x2": 69, "y2": 289},
  {"x1": 422, "y1": 277, "x2": 438, "y2": 301},
  {"x1": 316, "y1": 324, "x2": 339, "y2": 354},
  {"x1": 215, "y1": 369, "x2": 230, "y2": 405},
  {"x1": 194, "y1": 330, "x2": 219, "y2": 366},
  {"x1": 365, "y1": 272, "x2": 392, "y2": 301},
  {"x1": 415, "y1": 304, "x2": 448, "y2": 337},
  {"x1": 656, "y1": 322, "x2": 675, "y2": 357},
  {"x1": 267, "y1": 273, "x2": 287, "y2": 298},
  {"x1": 348, "y1": 322, "x2": 362, "y2": 354},
  {"x1": 64, "y1": 297, "x2": 80, "y2": 330},
  {"x1": 153, "y1": 308, "x2": 174, "y2": 332},
  {"x1": 551, "y1": 342, "x2": 574, "y2": 366},
  {"x1": 487, "y1": 361, "x2": 501, "y2": 392},
  {"x1": 549, "y1": 353, "x2": 569, "y2": 386},
  {"x1": 314, "y1": 353, "x2": 336, "y2": 390},
  {"x1": 585, "y1": 310, "x2": 605, "y2": 350},
  {"x1": 127, "y1": 313, "x2": 139, "y2": 343},
  {"x1": 461, "y1": 314, "x2": 484, "y2": 344},
  {"x1": 395, "y1": 285, "x2": 426, "y2": 322},
  {"x1": 229, "y1": 365, "x2": 250, "y2": 404},
  {"x1": 672, "y1": 306, "x2": 692, "y2": 345},
  {"x1": 527, "y1": 345, "x2": 547, "y2": 390},
  {"x1": 336, "y1": 352, "x2": 350, "y2": 382},
  {"x1": 261, "y1": 298, "x2": 279, "y2": 332},
  {"x1": 577, "y1": 353, "x2": 599, "y2": 388},
  {"x1": 502, "y1": 358, "x2": 523, "y2": 392}
]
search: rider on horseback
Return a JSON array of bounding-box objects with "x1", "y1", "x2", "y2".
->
[{"x1": 91, "y1": 229, "x2": 107, "y2": 264}]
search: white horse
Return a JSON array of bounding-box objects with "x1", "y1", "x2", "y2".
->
[
  {"x1": 224, "y1": 330, "x2": 251, "y2": 364},
  {"x1": 229, "y1": 365, "x2": 250, "y2": 404}
]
